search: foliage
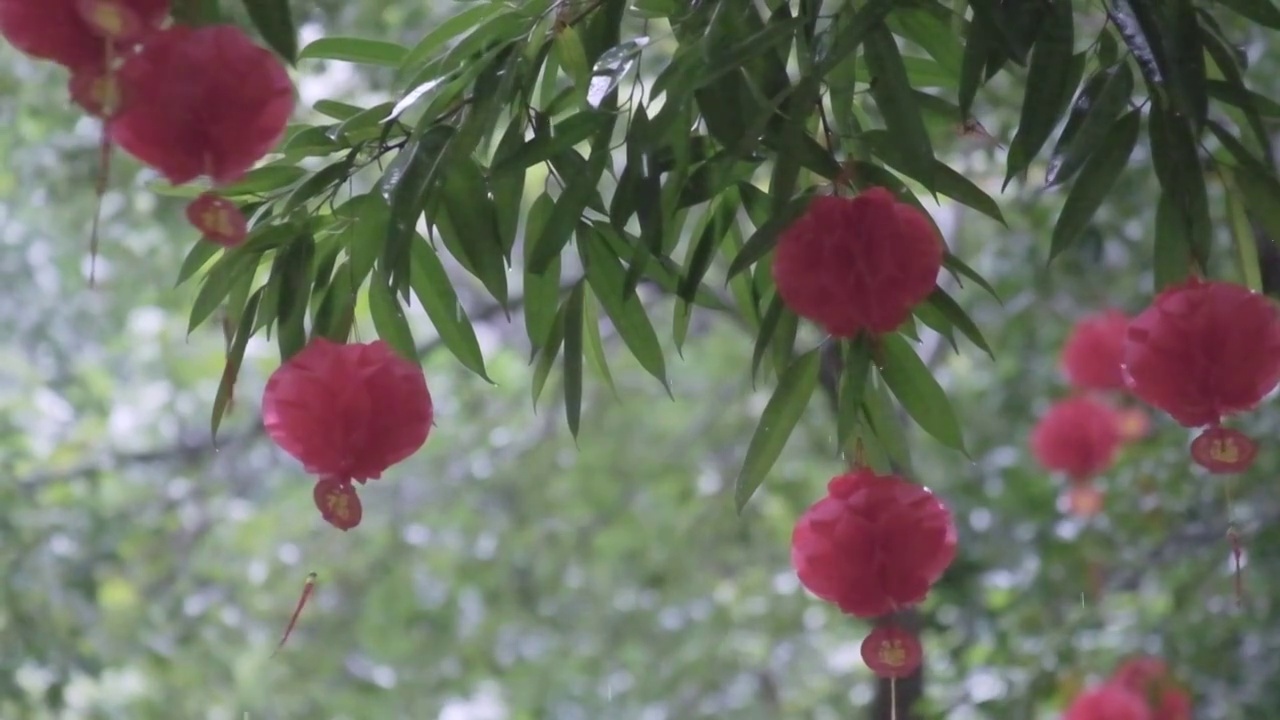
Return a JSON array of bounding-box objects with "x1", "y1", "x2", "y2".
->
[{"x1": 3, "y1": 0, "x2": 1280, "y2": 718}]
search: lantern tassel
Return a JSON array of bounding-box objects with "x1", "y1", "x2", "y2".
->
[{"x1": 890, "y1": 678, "x2": 897, "y2": 720}]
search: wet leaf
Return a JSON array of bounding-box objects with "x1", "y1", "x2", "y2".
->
[
  {"x1": 735, "y1": 348, "x2": 821, "y2": 512},
  {"x1": 1049, "y1": 110, "x2": 1141, "y2": 261}
]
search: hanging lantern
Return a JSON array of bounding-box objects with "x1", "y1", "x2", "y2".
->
[
  {"x1": 109, "y1": 24, "x2": 295, "y2": 185},
  {"x1": 1123, "y1": 277, "x2": 1280, "y2": 474},
  {"x1": 313, "y1": 477, "x2": 362, "y2": 532},
  {"x1": 1061, "y1": 310, "x2": 1130, "y2": 392},
  {"x1": 1110, "y1": 657, "x2": 1191, "y2": 720},
  {"x1": 0, "y1": 0, "x2": 108, "y2": 70},
  {"x1": 1115, "y1": 407, "x2": 1150, "y2": 443},
  {"x1": 69, "y1": 65, "x2": 125, "y2": 118},
  {"x1": 1063, "y1": 684, "x2": 1152, "y2": 720},
  {"x1": 791, "y1": 469, "x2": 957, "y2": 618},
  {"x1": 263, "y1": 338, "x2": 434, "y2": 530},
  {"x1": 1030, "y1": 397, "x2": 1122, "y2": 481},
  {"x1": 860, "y1": 623, "x2": 922, "y2": 679},
  {"x1": 772, "y1": 187, "x2": 943, "y2": 338},
  {"x1": 0, "y1": 0, "x2": 167, "y2": 69},
  {"x1": 186, "y1": 192, "x2": 248, "y2": 248}
]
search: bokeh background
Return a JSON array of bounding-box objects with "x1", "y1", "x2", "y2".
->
[{"x1": 2, "y1": 2, "x2": 1279, "y2": 719}]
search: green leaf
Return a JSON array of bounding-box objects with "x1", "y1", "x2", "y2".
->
[
  {"x1": 523, "y1": 193, "x2": 562, "y2": 356},
  {"x1": 281, "y1": 158, "x2": 353, "y2": 214},
  {"x1": 528, "y1": 121, "x2": 615, "y2": 273},
  {"x1": 1046, "y1": 63, "x2": 1134, "y2": 187},
  {"x1": 1004, "y1": 0, "x2": 1074, "y2": 188},
  {"x1": 408, "y1": 236, "x2": 492, "y2": 382},
  {"x1": 863, "y1": 23, "x2": 935, "y2": 187},
  {"x1": 579, "y1": 225, "x2": 669, "y2": 391},
  {"x1": 862, "y1": 375, "x2": 914, "y2": 472},
  {"x1": 1049, "y1": 109, "x2": 1142, "y2": 261},
  {"x1": 891, "y1": 7, "x2": 963, "y2": 71},
  {"x1": 926, "y1": 288, "x2": 995, "y2": 359},
  {"x1": 1106, "y1": 0, "x2": 1206, "y2": 132},
  {"x1": 272, "y1": 235, "x2": 315, "y2": 361},
  {"x1": 1200, "y1": 28, "x2": 1273, "y2": 159},
  {"x1": 335, "y1": 193, "x2": 389, "y2": 287},
  {"x1": 188, "y1": 250, "x2": 260, "y2": 335},
  {"x1": 1216, "y1": 0, "x2": 1280, "y2": 27},
  {"x1": 299, "y1": 37, "x2": 408, "y2": 67},
  {"x1": 582, "y1": 291, "x2": 617, "y2": 395},
  {"x1": 176, "y1": 241, "x2": 220, "y2": 288},
  {"x1": 531, "y1": 304, "x2": 566, "y2": 409},
  {"x1": 219, "y1": 166, "x2": 307, "y2": 196},
  {"x1": 211, "y1": 290, "x2": 262, "y2": 442},
  {"x1": 1220, "y1": 166, "x2": 1264, "y2": 292},
  {"x1": 588, "y1": 37, "x2": 649, "y2": 108},
  {"x1": 368, "y1": 268, "x2": 418, "y2": 362},
  {"x1": 561, "y1": 282, "x2": 586, "y2": 437},
  {"x1": 837, "y1": 338, "x2": 873, "y2": 449},
  {"x1": 241, "y1": 0, "x2": 297, "y2": 64},
  {"x1": 959, "y1": 10, "x2": 994, "y2": 119},
  {"x1": 1207, "y1": 80, "x2": 1280, "y2": 118},
  {"x1": 700, "y1": 15, "x2": 803, "y2": 91},
  {"x1": 943, "y1": 252, "x2": 1002, "y2": 302},
  {"x1": 816, "y1": 0, "x2": 893, "y2": 75},
  {"x1": 554, "y1": 26, "x2": 591, "y2": 90},
  {"x1": 877, "y1": 332, "x2": 966, "y2": 453},
  {"x1": 734, "y1": 348, "x2": 821, "y2": 512},
  {"x1": 437, "y1": 156, "x2": 509, "y2": 306},
  {"x1": 861, "y1": 132, "x2": 1005, "y2": 224},
  {"x1": 397, "y1": 3, "x2": 504, "y2": 79},
  {"x1": 1231, "y1": 161, "x2": 1280, "y2": 280},
  {"x1": 726, "y1": 190, "x2": 814, "y2": 280},
  {"x1": 751, "y1": 294, "x2": 785, "y2": 383},
  {"x1": 379, "y1": 125, "x2": 454, "y2": 299},
  {"x1": 1153, "y1": 191, "x2": 1193, "y2": 290},
  {"x1": 679, "y1": 192, "x2": 737, "y2": 302},
  {"x1": 1148, "y1": 105, "x2": 1211, "y2": 267},
  {"x1": 493, "y1": 111, "x2": 608, "y2": 174}
]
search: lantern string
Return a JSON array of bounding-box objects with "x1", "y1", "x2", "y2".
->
[
  {"x1": 1222, "y1": 479, "x2": 1244, "y2": 607},
  {"x1": 890, "y1": 678, "x2": 897, "y2": 720},
  {"x1": 88, "y1": 41, "x2": 118, "y2": 288}
]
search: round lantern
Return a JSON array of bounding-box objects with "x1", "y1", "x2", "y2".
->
[
  {"x1": 1030, "y1": 397, "x2": 1122, "y2": 481},
  {"x1": 772, "y1": 187, "x2": 943, "y2": 338},
  {"x1": 108, "y1": 24, "x2": 295, "y2": 186},
  {"x1": 1064, "y1": 684, "x2": 1152, "y2": 720},
  {"x1": 186, "y1": 192, "x2": 248, "y2": 248},
  {"x1": 0, "y1": 0, "x2": 167, "y2": 69},
  {"x1": 1111, "y1": 657, "x2": 1191, "y2": 720},
  {"x1": 791, "y1": 469, "x2": 957, "y2": 618},
  {"x1": 263, "y1": 338, "x2": 434, "y2": 530},
  {"x1": 74, "y1": 0, "x2": 169, "y2": 42},
  {"x1": 860, "y1": 623, "x2": 922, "y2": 679},
  {"x1": 1123, "y1": 277, "x2": 1280, "y2": 473},
  {"x1": 1061, "y1": 310, "x2": 1130, "y2": 392}
]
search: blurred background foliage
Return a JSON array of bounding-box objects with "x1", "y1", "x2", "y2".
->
[{"x1": 2, "y1": 1, "x2": 1280, "y2": 719}]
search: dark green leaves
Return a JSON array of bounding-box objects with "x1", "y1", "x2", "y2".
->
[
  {"x1": 299, "y1": 37, "x2": 409, "y2": 67},
  {"x1": 1047, "y1": 63, "x2": 1134, "y2": 187},
  {"x1": 735, "y1": 348, "x2": 821, "y2": 512},
  {"x1": 1216, "y1": 0, "x2": 1280, "y2": 28},
  {"x1": 877, "y1": 333, "x2": 966, "y2": 453},
  {"x1": 1049, "y1": 110, "x2": 1141, "y2": 261},
  {"x1": 1148, "y1": 103, "x2": 1211, "y2": 268},
  {"x1": 1106, "y1": 0, "x2": 1207, "y2": 132},
  {"x1": 241, "y1": 0, "x2": 297, "y2": 64},
  {"x1": 379, "y1": 125, "x2": 454, "y2": 298},
  {"x1": 864, "y1": 23, "x2": 934, "y2": 186},
  {"x1": 1004, "y1": 0, "x2": 1074, "y2": 188}
]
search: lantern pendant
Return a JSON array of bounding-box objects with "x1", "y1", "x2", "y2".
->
[{"x1": 1189, "y1": 425, "x2": 1258, "y2": 474}]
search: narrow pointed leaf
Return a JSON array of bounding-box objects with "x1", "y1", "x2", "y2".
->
[
  {"x1": 379, "y1": 125, "x2": 454, "y2": 298},
  {"x1": 408, "y1": 236, "x2": 492, "y2": 382},
  {"x1": 735, "y1": 348, "x2": 821, "y2": 512},
  {"x1": 877, "y1": 332, "x2": 966, "y2": 453},
  {"x1": 1049, "y1": 110, "x2": 1141, "y2": 261},
  {"x1": 864, "y1": 23, "x2": 934, "y2": 187},
  {"x1": 1148, "y1": 105, "x2": 1211, "y2": 267},
  {"x1": 1046, "y1": 63, "x2": 1134, "y2": 187},
  {"x1": 583, "y1": 291, "x2": 617, "y2": 395},
  {"x1": 579, "y1": 226, "x2": 668, "y2": 391},
  {"x1": 367, "y1": 268, "x2": 417, "y2": 362},
  {"x1": 836, "y1": 338, "x2": 873, "y2": 448},
  {"x1": 211, "y1": 291, "x2": 262, "y2": 441},
  {"x1": 1004, "y1": 0, "x2": 1074, "y2": 187},
  {"x1": 241, "y1": 0, "x2": 297, "y2": 64},
  {"x1": 926, "y1": 288, "x2": 995, "y2": 359},
  {"x1": 562, "y1": 282, "x2": 586, "y2": 437}
]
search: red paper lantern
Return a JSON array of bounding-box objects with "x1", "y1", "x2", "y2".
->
[
  {"x1": 791, "y1": 469, "x2": 957, "y2": 618},
  {"x1": 263, "y1": 338, "x2": 434, "y2": 529},
  {"x1": 108, "y1": 24, "x2": 295, "y2": 185},
  {"x1": 186, "y1": 192, "x2": 248, "y2": 248},
  {"x1": 1061, "y1": 310, "x2": 1129, "y2": 391},
  {"x1": 1110, "y1": 657, "x2": 1191, "y2": 720},
  {"x1": 1063, "y1": 684, "x2": 1151, "y2": 720},
  {"x1": 772, "y1": 188, "x2": 943, "y2": 337},
  {"x1": 0, "y1": 0, "x2": 107, "y2": 70},
  {"x1": 1124, "y1": 278, "x2": 1280, "y2": 471},
  {"x1": 0, "y1": 0, "x2": 167, "y2": 69},
  {"x1": 1115, "y1": 407, "x2": 1150, "y2": 443},
  {"x1": 69, "y1": 65, "x2": 124, "y2": 118},
  {"x1": 313, "y1": 477, "x2": 362, "y2": 532},
  {"x1": 1030, "y1": 397, "x2": 1122, "y2": 481},
  {"x1": 860, "y1": 624, "x2": 922, "y2": 679}
]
